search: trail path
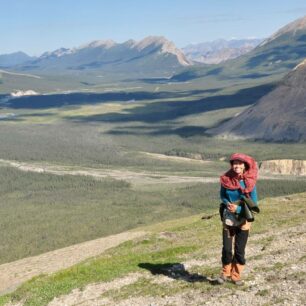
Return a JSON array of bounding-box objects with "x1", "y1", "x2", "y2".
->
[
  {"x1": 0, "y1": 158, "x2": 288, "y2": 186},
  {"x1": 0, "y1": 159, "x2": 218, "y2": 185},
  {"x1": 0, "y1": 231, "x2": 146, "y2": 295}
]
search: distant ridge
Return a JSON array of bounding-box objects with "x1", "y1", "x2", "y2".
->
[
  {"x1": 259, "y1": 15, "x2": 306, "y2": 47},
  {"x1": 182, "y1": 38, "x2": 263, "y2": 64},
  {"x1": 12, "y1": 36, "x2": 192, "y2": 75},
  {"x1": 0, "y1": 51, "x2": 34, "y2": 68},
  {"x1": 173, "y1": 15, "x2": 306, "y2": 81}
]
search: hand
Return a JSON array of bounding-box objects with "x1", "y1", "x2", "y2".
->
[{"x1": 228, "y1": 203, "x2": 237, "y2": 213}]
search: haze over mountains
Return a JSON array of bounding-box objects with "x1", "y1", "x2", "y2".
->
[
  {"x1": 2, "y1": 15, "x2": 306, "y2": 79},
  {"x1": 173, "y1": 15, "x2": 306, "y2": 81},
  {"x1": 182, "y1": 38, "x2": 263, "y2": 64},
  {"x1": 0, "y1": 38, "x2": 263, "y2": 70},
  {"x1": 0, "y1": 52, "x2": 34, "y2": 67}
]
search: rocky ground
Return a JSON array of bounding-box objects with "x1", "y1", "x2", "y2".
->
[{"x1": 44, "y1": 222, "x2": 306, "y2": 305}]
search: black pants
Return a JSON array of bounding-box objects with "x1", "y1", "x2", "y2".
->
[{"x1": 222, "y1": 227, "x2": 249, "y2": 265}]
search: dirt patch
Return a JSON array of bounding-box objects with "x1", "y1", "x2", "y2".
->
[
  {"x1": 141, "y1": 152, "x2": 210, "y2": 163},
  {"x1": 48, "y1": 273, "x2": 144, "y2": 306},
  {"x1": 0, "y1": 159, "x2": 293, "y2": 186}
]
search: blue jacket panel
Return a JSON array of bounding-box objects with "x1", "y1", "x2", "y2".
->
[{"x1": 220, "y1": 180, "x2": 258, "y2": 214}]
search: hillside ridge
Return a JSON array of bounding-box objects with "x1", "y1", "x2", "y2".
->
[{"x1": 208, "y1": 57, "x2": 306, "y2": 142}]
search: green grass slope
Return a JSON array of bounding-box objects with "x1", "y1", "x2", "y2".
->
[{"x1": 1, "y1": 191, "x2": 305, "y2": 305}]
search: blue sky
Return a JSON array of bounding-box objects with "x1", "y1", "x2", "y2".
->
[{"x1": 1, "y1": 0, "x2": 306, "y2": 56}]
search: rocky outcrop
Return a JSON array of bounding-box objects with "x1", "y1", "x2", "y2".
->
[
  {"x1": 133, "y1": 36, "x2": 191, "y2": 66},
  {"x1": 259, "y1": 159, "x2": 306, "y2": 175}
]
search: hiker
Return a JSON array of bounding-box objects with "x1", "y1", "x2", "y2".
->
[{"x1": 217, "y1": 153, "x2": 259, "y2": 285}]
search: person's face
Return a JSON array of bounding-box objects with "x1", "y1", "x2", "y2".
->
[{"x1": 232, "y1": 160, "x2": 245, "y2": 174}]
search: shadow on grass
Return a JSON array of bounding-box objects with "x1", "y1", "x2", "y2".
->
[
  {"x1": 107, "y1": 125, "x2": 211, "y2": 137},
  {"x1": 246, "y1": 44, "x2": 306, "y2": 69},
  {"x1": 169, "y1": 65, "x2": 220, "y2": 82},
  {"x1": 0, "y1": 89, "x2": 221, "y2": 110},
  {"x1": 66, "y1": 83, "x2": 274, "y2": 126},
  {"x1": 0, "y1": 112, "x2": 55, "y2": 122},
  {"x1": 138, "y1": 262, "x2": 208, "y2": 283}
]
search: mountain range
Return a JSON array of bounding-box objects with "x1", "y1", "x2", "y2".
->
[
  {"x1": 173, "y1": 15, "x2": 306, "y2": 81},
  {"x1": 182, "y1": 38, "x2": 263, "y2": 64},
  {"x1": 4, "y1": 36, "x2": 191, "y2": 76},
  {"x1": 0, "y1": 38, "x2": 263, "y2": 71},
  {"x1": 2, "y1": 15, "x2": 306, "y2": 80}
]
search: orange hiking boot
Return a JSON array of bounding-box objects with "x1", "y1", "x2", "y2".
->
[
  {"x1": 231, "y1": 262, "x2": 245, "y2": 286},
  {"x1": 216, "y1": 264, "x2": 232, "y2": 284}
]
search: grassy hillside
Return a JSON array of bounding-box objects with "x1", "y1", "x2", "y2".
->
[{"x1": 1, "y1": 191, "x2": 305, "y2": 305}]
